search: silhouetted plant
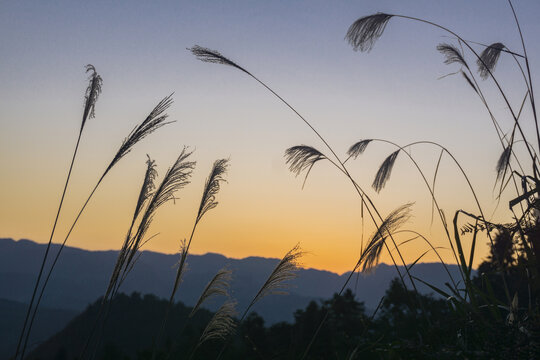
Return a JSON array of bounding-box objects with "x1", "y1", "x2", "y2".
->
[
  {"x1": 18, "y1": 93, "x2": 175, "y2": 360},
  {"x1": 14, "y1": 65, "x2": 102, "y2": 360}
]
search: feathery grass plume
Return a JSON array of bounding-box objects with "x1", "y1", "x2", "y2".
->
[
  {"x1": 190, "y1": 268, "x2": 232, "y2": 318},
  {"x1": 252, "y1": 244, "x2": 303, "y2": 304},
  {"x1": 124, "y1": 149, "x2": 195, "y2": 269},
  {"x1": 173, "y1": 158, "x2": 229, "y2": 298},
  {"x1": 189, "y1": 45, "x2": 251, "y2": 75},
  {"x1": 461, "y1": 70, "x2": 478, "y2": 94},
  {"x1": 135, "y1": 156, "x2": 158, "y2": 219},
  {"x1": 171, "y1": 239, "x2": 189, "y2": 290},
  {"x1": 345, "y1": 13, "x2": 394, "y2": 52},
  {"x1": 437, "y1": 43, "x2": 469, "y2": 69},
  {"x1": 81, "y1": 64, "x2": 103, "y2": 130},
  {"x1": 477, "y1": 42, "x2": 505, "y2": 79},
  {"x1": 111, "y1": 157, "x2": 158, "y2": 291},
  {"x1": 111, "y1": 156, "x2": 158, "y2": 293},
  {"x1": 496, "y1": 144, "x2": 513, "y2": 183},
  {"x1": 347, "y1": 139, "x2": 373, "y2": 159},
  {"x1": 359, "y1": 203, "x2": 413, "y2": 272},
  {"x1": 141, "y1": 148, "x2": 195, "y2": 223},
  {"x1": 198, "y1": 300, "x2": 237, "y2": 344},
  {"x1": 285, "y1": 145, "x2": 326, "y2": 177},
  {"x1": 105, "y1": 94, "x2": 174, "y2": 175},
  {"x1": 212, "y1": 245, "x2": 303, "y2": 360},
  {"x1": 372, "y1": 149, "x2": 400, "y2": 192},
  {"x1": 196, "y1": 159, "x2": 230, "y2": 223}
]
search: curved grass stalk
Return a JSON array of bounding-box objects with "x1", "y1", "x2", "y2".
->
[
  {"x1": 191, "y1": 45, "x2": 437, "y2": 359},
  {"x1": 507, "y1": 0, "x2": 539, "y2": 156},
  {"x1": 348, "y1": 139, "x2": 467, "y2": 278},
  {"x1": 189, "y1": 46, "x2": 421, "y2": 300},
  {"x1": 347, "y1": 13, "x2": 539, "y2": 170},
  {"x1": 456, "y1": 45, "x2": 530, "y2": 212},
  {"x1": 350, "y1": 139, "x2": 495, "y2": 245},
  {"x1": 347, "y1": 138, "x2": 518, "y2": 304},
  {"x1": 435, "y1": 45, "x2": 532, "y2": 224},
  {"x1": 299, "y1": 204, "x2": 415, "y2": 360},
  {"x1": 285, "y1": 145, "x2": 417, "y2": 295}
]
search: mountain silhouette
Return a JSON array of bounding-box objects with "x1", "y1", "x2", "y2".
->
[{"x1": 1, "y1": 237, "x2": 468, "y2": 357}]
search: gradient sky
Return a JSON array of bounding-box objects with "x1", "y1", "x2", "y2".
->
[{"x1": 1, "y1": 0, "x2": 539, "y2": 274}]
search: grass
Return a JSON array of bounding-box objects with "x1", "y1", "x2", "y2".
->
[
  {"x1": 14, "y1": 0, "x2": 540, "y2": 358},
  {"x1": 188, "y1": 0, "x2": 539, "y2": 357}
]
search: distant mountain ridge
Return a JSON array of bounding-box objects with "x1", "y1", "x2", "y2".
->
[{"x1": 0, "y1": 238, "x2": 468, "y2": 325}]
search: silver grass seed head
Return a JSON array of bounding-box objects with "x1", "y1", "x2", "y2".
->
[
  {"x1": 254, "y1": 244, "x2": 303, "y2": 304},
  {"x1": 478, "y1": 42, "x2": 505, "y2": 80},
  {"x1": 82, "y1": 64, "x2": 103, "y2": 129},
  {"x1": 372, "y1": 150, "x2": 400, "y2": 193},
  {"x1": 360, "y1": 203, "x2": 413, "y2": 273},
  {"x1": 199, "y1": 300, "x2": 237, "y2": 344},
  {"x1": 105, "y1": 94, "x2": 175, "y2": 175},
  {"x1": 346, "y1": 13, "x2": 394, "y2": 52},
  {"x1": 348, "y1": 139, "x2": 373, "y2": 159},
  {"x1": 190, "y1": 267, "x2": 233, "y2": 317},
  {"x1": 133, "y1": 155, "x2": 158, "y2": 219},
  {"x1": 437, "y1": 43, "x2": 469, "y2": 69},
  {"x1": 189, "y1": 45, "x2": 251, "y2": 75},
  {"x1": 284, "y1": 145, "x2": 326, "y2": 177},
  {"x1": 197, "y1": 158, "x2": 230, "y2": 223},
  {"x1": 496, "y1": 144, "x2": 512, "y2": 183}
]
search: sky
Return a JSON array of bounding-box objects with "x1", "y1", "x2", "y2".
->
[{"x1": 1, "y1": 0, "x2": 539, "y2": 274}]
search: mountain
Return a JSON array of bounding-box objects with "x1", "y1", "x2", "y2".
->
[
  {"x1": 0, "y1": 298, "x2": 77, "y2": 359},
  {"x1": 0, "y1": 237, "x2": 468, "y2": 354}
]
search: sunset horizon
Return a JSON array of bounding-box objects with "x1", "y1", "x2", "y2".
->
[{"x1": 2, "y1": 1, "x2": 540, "y2": 358}]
